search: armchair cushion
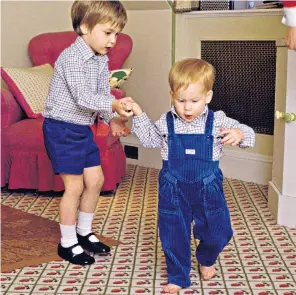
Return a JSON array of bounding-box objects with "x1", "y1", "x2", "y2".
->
[
  {"x1": 1, "y1": 63, "x2": 129, "y2": 120},
  {"x1": 1, "y1": 64, "x2": 53, "y2": 118}
]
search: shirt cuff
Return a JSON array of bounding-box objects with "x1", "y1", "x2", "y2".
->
[
  {"x1": 100, "y1": 95, "x2": 117, "y2": 124},
  {"x1": 238, "y1": 127, "x2": 255, "y2": 149},
  {"x1": 107, "y1": 95, "x2": 116, "y2": 113},
  {"x1": 105, "y1": 112, "x2": 119, "y2": 124},
  {"x1": 282, "y1": 7, "x2": 296, "y2": 27}
]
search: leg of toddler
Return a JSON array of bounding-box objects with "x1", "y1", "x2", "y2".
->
[
  {"x1": 159, "y1": 179, "x2": 192, "y2": 292},
  {"x1": 194, "y1": 207, "x2": 233, "y2": 280},
  {"x1": 193, "y1": 173, "x2": 233, "y2": 281}
]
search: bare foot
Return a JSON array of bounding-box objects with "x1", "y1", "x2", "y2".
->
[
  {"x1": 162, "y1": 283, "x2": 182, "y2": 294},
  {"x1": 199, "y1": 265, "x2": 216, "y2": 280}
]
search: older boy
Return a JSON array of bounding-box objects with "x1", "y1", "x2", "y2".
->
[{"x1": 43, "y1": 0, "x2": 132, "y2": 265}]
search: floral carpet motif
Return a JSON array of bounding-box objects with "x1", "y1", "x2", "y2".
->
[{"x1": 1, "y1": 164, "x2": 296, "y2": 295}]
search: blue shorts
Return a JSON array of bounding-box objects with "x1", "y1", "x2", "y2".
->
[{"x1": 43, "y1": 118, "x2": 101, "y2": 175}]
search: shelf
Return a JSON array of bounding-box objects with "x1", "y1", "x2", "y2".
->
[{"x1": 183, "y1": 8, "x2": 283, "y2": 18}]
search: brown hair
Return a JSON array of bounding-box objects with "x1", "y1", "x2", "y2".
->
[
  {"x1": 169, "y1": 58, "x2": 216, "y2": 94},
  {"x1": 71, "y1": 0, "x2": 127, "y2": 36}
]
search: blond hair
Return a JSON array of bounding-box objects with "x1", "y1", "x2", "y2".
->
[
  {"x1": 169, "y1": 58, "x2": 216, "y2": 94},
  {"x1": 71, "y1": 0, "x2": 127, "y2": 36}
]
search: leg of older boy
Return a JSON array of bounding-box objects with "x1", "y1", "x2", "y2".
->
[
  {"x1": 59, "y1": 174, "x2": 90, "y2": 262},
  {"x1": 79, "y1": 166, "x2": 104, "y2": 214},
  {"x1": 76, "y1": 166, "x2": 110, "y2": 253},
  {"x1": 59, "y1": 174, "x2": 84, "y2": 226}
]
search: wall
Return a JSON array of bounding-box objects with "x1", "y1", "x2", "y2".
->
[
  {"x1": 118, "y1": 2, "x2": 173, "y2": 169},
  {"x1": 1, "y1": 1, "x2": 73, "y2": 68},
  {"x1": 121, "y1": 5, "x2": 172, "y2": 123}
]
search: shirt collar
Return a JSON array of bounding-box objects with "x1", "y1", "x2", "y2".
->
[
  {"x1": 170, "y1": 105, "x2": 209, "y2": 122},
  {"x1": 74, "y1": 36, "x2": 109, "y2": 63}
]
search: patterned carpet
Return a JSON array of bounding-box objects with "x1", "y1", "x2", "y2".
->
[{"x1": 1, "y1": 164, "x2": 296, "y2": 295}]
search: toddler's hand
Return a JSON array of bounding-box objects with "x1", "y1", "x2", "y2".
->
[
  {"x1": 131, "y1": 102, "x2": 143, "y2": 116},
  {"x1": 220, "y1": 128, "x2": 244, "y2": 146},
  {"x1": 112, "y1": 97, "x2": 134, "y2": 118}
]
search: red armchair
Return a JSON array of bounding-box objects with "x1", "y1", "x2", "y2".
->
[{"x1": 1, "y1": 31, "x2": 133, "y2": 192}]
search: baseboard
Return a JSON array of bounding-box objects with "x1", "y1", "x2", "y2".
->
[
  {"x1": 220, "y1": 148, "x2": 272, "y2": 185},
  {"x1": 121, "y1": 135, "x2": 162, "y2": 169},
  {"x1": 268, "y1": 181, "x2": 296, "y2": 227},
  {"x1": 121, "y1": 135, "x2": 272, "y2": 184}
]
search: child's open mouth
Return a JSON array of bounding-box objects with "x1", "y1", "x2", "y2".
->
[{"x1": 184, "y1": 115, "x2": 193, "y2": 120}]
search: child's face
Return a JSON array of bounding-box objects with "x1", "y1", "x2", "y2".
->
[
  {"x1": 81, "y1": 22, "x2": 121, "y2": 55},
  {"x1": 171, "y1": 82, "x2": 213, "y2": 122}
]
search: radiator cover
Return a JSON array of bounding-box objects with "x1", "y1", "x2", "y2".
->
[{"x1": 201, "y1": 40, "x2": 276, "y2": 135}]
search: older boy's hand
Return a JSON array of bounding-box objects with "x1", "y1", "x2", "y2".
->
[
  {"x1": 112, "y1": 97, "x2": 134, "y2": 118},
  {"x1": 110, "y1": 117, "x2": 131, "y2": 137},
  {"x1": 220, "y1": 128, "x2": 244, "y2": 146}
]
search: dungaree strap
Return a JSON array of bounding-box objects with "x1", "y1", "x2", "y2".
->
[
  {"x1": 166, "y1": 112, "x2": 175, "y2": 134},
  {"x1": 205, "y1": 110, "x2": 214, "y2": 135}
]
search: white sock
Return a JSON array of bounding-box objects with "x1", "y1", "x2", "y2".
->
[
  {"x1": 60, "y1": 224, "x2": 83, "y2": 254},
  {"x1": 77, "y1": 211, "x2": 100, "y2": 243}
]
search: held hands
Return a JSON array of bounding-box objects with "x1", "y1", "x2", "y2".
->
[
  {"x1": 112, "y1": 97, "x2": 143, "y2": 118},
  {"x1": 110, "y1": 97, "x2": 143, "y2": 137},
  {"x1": 131, "y1": 102, "x2": 143, "y2": 116},
  {"x1": 220, "y1": 128, "x2": 244, "y2": 146},
  {"x1": 110, "y1": 117, "x2": 131, "y2": 137},
  {"x1": 112, "y1": 97, "x2": 134, "y2": 118}
]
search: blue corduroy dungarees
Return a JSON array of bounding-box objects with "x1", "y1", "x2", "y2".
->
[{"x1": 158, "y1": 110, "x2": 233, "y2": 288}]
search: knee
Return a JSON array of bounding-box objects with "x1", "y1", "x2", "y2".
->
[
  {"x1": 86, "y1": 174, "x2": 105, "y2": 192},
  {"x1": 64, "y1": 182, "x2": 84, "y2": 198}
]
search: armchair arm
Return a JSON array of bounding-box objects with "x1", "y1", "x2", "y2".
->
[
  {"x1": 111, "y1": 88, "x2": 126, "y2": 99},
  {"x1": 1, "y1": 88, "x2": 26, "y2": 129},
  {"x1": 94, "y1": 121, "x2": 120, "y2": 150}
]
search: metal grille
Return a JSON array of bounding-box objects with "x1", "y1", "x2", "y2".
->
[
  {"x1": 199, "y1": 0, "x2": 233, "y2": 10},
  {"x1": 201, "y1": 40, "x2": 276, "y2": 135}
]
